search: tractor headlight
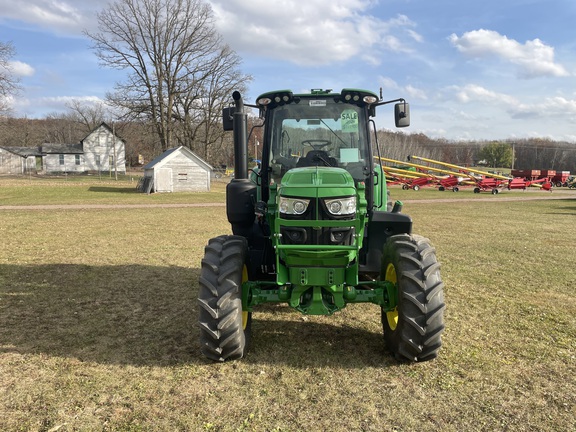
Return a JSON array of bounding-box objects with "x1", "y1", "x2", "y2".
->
[
  {"x1": 279, "y1": 197, "x2": 310, "y2": 215},
  {"x1": 324, "y1": 197, "x2": 356, "y2": 216}
]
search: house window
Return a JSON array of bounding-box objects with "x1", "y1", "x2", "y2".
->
[
  {"x1": 109, "y1": 155, "x2": 114, "y2": 167},
  {"x1": 75, "y1": 155, "x2": 81, "y2": 165},
  {"x1": 95, "y1": 155, "x2": 101, "y2": 166},
  {"x1": 59, "y1": 154, "x2": 65, "y2": 165},
  {"x1": 178, "y1": 173, "x2": 188, "y2": 181}
]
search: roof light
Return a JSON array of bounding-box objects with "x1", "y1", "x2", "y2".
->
[
  {"x1": 340, "y1": 88, "x2": 380, "y2": 105},
  {"x1": 256, "y1": 90, "x2": 294, "y2": 107},
  {"x1": 257, "y1": 97, "x2": 272, "y2": 106}
]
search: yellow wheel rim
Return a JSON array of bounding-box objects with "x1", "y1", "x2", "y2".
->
[
  {"x1": 242, "y1": 311, "x2": 249, "y2": 330},
  {"x1": 241, "y1": 265, "x2": 249, "y2": 330},
  {"x1": 385, "y1": 263, "x2": 399, "y2": 331}
]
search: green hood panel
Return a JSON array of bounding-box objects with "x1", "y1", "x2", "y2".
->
[{"x1": 280, "y1": 167, "x2": 356, "y2": 198}]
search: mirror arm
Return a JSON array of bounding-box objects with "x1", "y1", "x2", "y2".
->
[{"x1": 374, "y1": 98, "x2": 405, "y2": 107}]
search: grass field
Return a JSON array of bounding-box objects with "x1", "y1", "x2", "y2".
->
[{"x1": 1, "y1": 176, "x2": 575, "y2": 431}]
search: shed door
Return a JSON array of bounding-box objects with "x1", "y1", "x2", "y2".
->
[{"x1": 156, "y1": 168, "x2": 173, "y2": 192}]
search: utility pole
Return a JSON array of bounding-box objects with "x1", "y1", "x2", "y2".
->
[
  {"x1": 113, "y1": 122, "x2": 118, "y2": 180},
  {"x1": 511, "y1": 142, "x2": 515, "y2": 170}
]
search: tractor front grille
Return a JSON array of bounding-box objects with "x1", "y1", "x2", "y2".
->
[{"x1": 280, "y1": 198, "x2": 355, "y2": 246}]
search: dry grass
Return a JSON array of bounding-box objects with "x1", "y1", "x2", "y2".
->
[
  {"x1": 0, "y1": 179, "x2": 575, "y2": 431},
  {"x1": 0, "y1": 175, "x2": 229, "y2": 205}
]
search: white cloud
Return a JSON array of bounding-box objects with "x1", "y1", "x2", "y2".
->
[
  {"x1": 379, "y1": 76, "x2": 401, "y2": 91},
  {"x1": 208, "y1": 0, "x2": 419, "y2": 66},
  {"x1": 378, "y1": 76, "x2": 427, "y2": 101},
  {"x1": 39, "y1": 95, "x2": 104, "y2": 107},
  {"x1": 11, "y1": 95, "x2": 106, "y2": 117},
  {"x1": 0, "y1": 0, "x2": 106, "y2": 34},
  {"x1": 449, "y1": 29, "x2": 570, "y2": 79},
  {"x1": 405, "y1": 85, "x2": 427, "y2": 100},
  {"x1": 510, "y1": 96, "x2": 576, "y2": 119},
  {"x1": 8, "y1": 60, "x2": 35, "y2": 77},
  {"x1": 452, "y1": 84, "x2": 518, "y2": 105}
]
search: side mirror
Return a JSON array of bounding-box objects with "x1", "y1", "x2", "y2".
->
[
  {"x1": 222, "y1": 107, "x2": 234, "y2": 131},
  {"x1": 394, "y1": 102, "x2": 410, "y2": 128}
]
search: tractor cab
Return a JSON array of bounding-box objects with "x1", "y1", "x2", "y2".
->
[
  {"x1": 263, "y1": 91, "x2": 371, "y2": 184},
  {"x1": 254, "y1": 89, "x2": 408, "y2": 210}
]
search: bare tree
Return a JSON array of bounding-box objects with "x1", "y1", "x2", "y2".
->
[
  {"x1": 85, "y1": 0, "x2": 250, "y2": 155},
  {"x1": 65, "y1": 99, "x2": 108, "y2": 132},
  {"x1": 172, "y1": 44, "x2": 250, "y2": 159},
  {"x1": 0, "y1": 41, "x2": 20, "y2": 115}
]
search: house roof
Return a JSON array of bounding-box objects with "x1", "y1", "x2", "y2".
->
[
  {"x1": 144, "y1": 146, "x2": 213, "y2": 171},
  {"x1": 0, "y1": 146, "x2": 42, "y2": 157},
  {"x1": 0, "y1": 123, "x2": 125, "y2": 163},
  {"x1": 80, "y1": 122, "x2": 126, "y2": 144},
  {"x1": 42, "y1": 143, "x2": 84, "y2": 154}
]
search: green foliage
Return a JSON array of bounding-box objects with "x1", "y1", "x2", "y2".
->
[{"x1": 478, "y1": 141, "x2": 513, "y2": 168}]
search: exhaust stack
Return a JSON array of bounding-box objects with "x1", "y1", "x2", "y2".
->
[
  {"x1": 232, "y1": 91, "x2": 248, "y2": 180},
  {"x1": 226, "y1": 91, "x2": 256, "y2": 237}
]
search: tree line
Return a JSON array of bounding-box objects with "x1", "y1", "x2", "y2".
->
[
  {"x1": 1, "y1": 111, "x2": 575, "y2": 172},
  {"x1": 378, "y1": 131, "x2": 576, "y2": 172}
]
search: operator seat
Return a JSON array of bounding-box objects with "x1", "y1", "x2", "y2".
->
[{"x1": 296, "y1": 150, "x2": 338, "y2": 168}]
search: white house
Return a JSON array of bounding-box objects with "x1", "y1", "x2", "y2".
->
[
  {"x1": 41, "y1": 143, "x2": 86, "y2": 173},
  {"x1": 0, "y1": 146, "x2": 40, "y2": 175},
  {"x1": 142, "y1": 146, "x2": 212, "y2": 193},
  {"x1": 42, "y1": 123, "x2": 126, "y2": 174}
]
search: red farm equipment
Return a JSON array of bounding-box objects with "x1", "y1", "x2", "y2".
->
[
  {"x1": 507, "y1": 176, "x2": 551, "y2": 191},
  {"x1": 551, "y1": 171, "x2": 571, "y2": 187},
  {"x1": 379, "y1": 156, "x2": 471, "y2": 192},
  {"x1": 511, "y1": 169, "x2": 541, "y2": 180},
  {"x1": 410, "y1": 155, "x2": 510, "y2": 194},
  {"x1": 511, "y1": 169, "x2": 554, "y2": 190},
  {"x1": 382, "y1": 165, "x2": 435, "y2": 191}
]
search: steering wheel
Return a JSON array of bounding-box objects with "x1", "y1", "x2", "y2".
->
[{"x1": 301, "y1": 139, "x2": 332, "y2": 150}]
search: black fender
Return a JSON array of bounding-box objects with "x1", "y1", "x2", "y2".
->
[{"x1": 359, "y1": 211, "x2": 412, "y2": 275}]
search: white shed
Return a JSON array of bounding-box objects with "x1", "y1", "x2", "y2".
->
[{"x1": 142, "y1": 146, "x2": 212, "y2": 193}]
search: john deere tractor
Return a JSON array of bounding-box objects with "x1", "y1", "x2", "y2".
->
[{"x1": 198, "y1": 88, "x2": 445, "y2": 362}]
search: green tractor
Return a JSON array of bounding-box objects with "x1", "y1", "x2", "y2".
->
[{"x1": 198, "y1": 88, "x2": 445, "y2": 362}]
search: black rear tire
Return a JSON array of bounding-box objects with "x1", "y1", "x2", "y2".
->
[
  {"x1": 381, "y1": 234, "x2": 445, "y2": 362},
  {"x1": 198, "y1": 235, "x2": 251, "y2": 362}
]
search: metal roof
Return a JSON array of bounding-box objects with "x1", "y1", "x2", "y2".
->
[
  {"x1": 41, "y1": 143, "x2": 84, "y2": 154},
  {"x1": 0, "y1": 146, "x2": 42, "y2": 157},
  {"x1": 143, "y1": 146, "x2": 213, "y2": 171}
]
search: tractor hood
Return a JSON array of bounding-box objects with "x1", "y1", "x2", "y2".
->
[{"x1": 279, "y1": 167, "x2": 356, "y2": 198}]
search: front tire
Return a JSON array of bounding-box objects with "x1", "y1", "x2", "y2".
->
[
  {"x1": 381, "y1": 234, "x2": 445, "y2": 362},
  {"x1": 198, "y1": 235, "x2": 251, "y2": 361}
]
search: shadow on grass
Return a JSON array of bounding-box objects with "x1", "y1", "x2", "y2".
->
[
  {"x1": 247, "y1": 312, "x2": 396, "y2": 368},
  {"x1": 0, "y1": 263, "x2": 201, "y2": 367},
  {"x1": 0, "y1": 264, "x2": 398, "y2": 369},
  {"x1": 88, "y1": 186, "x2": 140, "y2": 194}
]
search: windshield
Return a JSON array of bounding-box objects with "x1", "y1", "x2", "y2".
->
[{"x1": 267, "y1": 98, "x2": 371, "y2": 184}]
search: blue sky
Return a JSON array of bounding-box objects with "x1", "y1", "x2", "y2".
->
[{"x1": 1, "y1": 0, "x2": 576, "y2": 142}]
